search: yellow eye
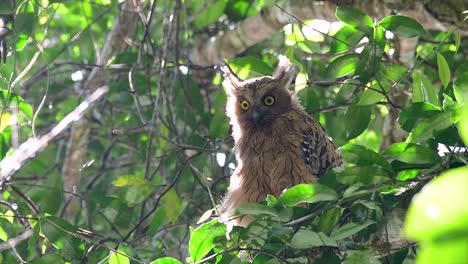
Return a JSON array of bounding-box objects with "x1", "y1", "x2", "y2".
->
[
  {"x1": 240, "y1": 100, "x2": 250, "y2": 110},
  {"x1": 264, "y1": 96, "x2": 275, "y2": 106}
]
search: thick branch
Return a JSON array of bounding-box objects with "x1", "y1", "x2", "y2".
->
[
  {"x1": 190, "y1": 0, "x2": 467, "y2": 66},
  {"x1": 61, "y1": 0, "x2": 140, "y2": 218}
]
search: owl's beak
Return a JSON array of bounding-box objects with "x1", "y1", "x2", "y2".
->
[{"x1": 252, "y1": 108, "x2": 265, "y2": 126}]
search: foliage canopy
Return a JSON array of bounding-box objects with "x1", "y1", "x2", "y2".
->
[{"x1": 0, "y1": 1, "x2": 467, "y2": 263}]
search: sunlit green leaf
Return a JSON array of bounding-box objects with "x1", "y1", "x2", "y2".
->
[
  {"x1": 436, "y1": 52, "x2": 451, "y2": 88},
  {"x1": 326, "y1": 54, "x2": 360, "y2": 78},
  {"x1": 113, "y1": 175, "x2": 151, "y2": 187},
  {"x1": 396, "y1": 169, "x2": 420, "y2": 181},
  {"x1": 384, "y1": 142, "x2": 441, "y2": 165},
  {"x1": 189, "y1": 220, "x2": 227, "y2": 262},
  {"x1": 109, "y1": 244, "x2": 134, "y2": 264},
  {"x1": 380, "y1": 15, "x2": 427, "y2": 38},
  {"x1": 335, "y1": 6, "x2": 373, "y2": 34},
  {"x1": 416, "y1": 238, "x2": 468, "y2": 264},
  {"x1": 192, "y1": 0, "x2": 227, "y2": 29},
  {"x1": 459, "y1": 102, "x2": 468, "y2": 145},
  {"x1": 404, "y1": 166, "x2": 468, "y2": 241},
  {"x1": 275, "y1": 184, "x2": 338, "y2": 207},
  {"x1": 372, "y1": 25, "x2": 386, "y2": 51},
  {"x1": 227, "y1": 56, "x2": 274, "y2": 79},
  {"x1": 453, "y1": 71, "x2": 468, "y2": 104},
  {"x1": 0, "y1": 90, "x2": 34, "y2": 119},
  {"x1": 330, "y1": 25, "x2": 366, "y2": 53}
]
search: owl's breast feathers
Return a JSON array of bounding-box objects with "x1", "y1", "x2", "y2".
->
[{"x1": 233, "y1": 109, "x2": 342, "y2": 200}]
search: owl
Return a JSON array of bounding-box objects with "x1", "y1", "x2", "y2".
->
[{"x1": 220, "y1": 56, "x2": 342, "y2": 227}]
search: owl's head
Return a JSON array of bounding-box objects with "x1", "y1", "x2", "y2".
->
[{"x1": 221, "y1": 56, "x2": 298, "y2": 130}]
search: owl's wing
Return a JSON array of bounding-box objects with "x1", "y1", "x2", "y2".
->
[{"x1": 301, "y1": 118, "x2": 342, "y2": 177}]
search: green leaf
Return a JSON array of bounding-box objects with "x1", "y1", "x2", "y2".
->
[
  {"x1": 380, "y1": 15, "x2": 427, "y2": 38},
  {"x1": 113, "y1": 175, "x2": 151, "y2": 187},
  {"x1": 406, "y1": 110, "x2": 453, "y2": 143},
  {"x1": 109, "y1": 244, "x2": 131, "y2": 264},
  {"x1": 354, "y1": 200, "x2": 383, "y2": 220},
  {"x1": 356, "y1": 86, "x2": 385, "y2": 105},
  {"x1": 331, "y1": 220, "x2": 375, "y2": 240},
  {"x1": 189, "y1": 220, "x2": 227, "y2": 262},
  {"x1": 345, "y1": 250, "x2": 380, "y2": 264},
  {"x1": 113, "y1": 175, "x2": 153, "y2": 206},
  {"x1": 162, "y1": 189, "x2": 183, "y2": 223},
  {"x1": 338, "y1": 166, "x2": 391, "y2": 185},
  {"x1": 416, "y1": 238, "x2": 468, "y2": 264},
  {"x1": 0, "y1": 90, "x2": 34, "y2": 119},
  {"x1": 225, "y1": 0, "x2": 259, "y2": 21},
  {"x1": 318, "y1": 207, "x2": 343, "y2": 233},
  {"x1": 227, "y1": 56, "x2": 274, "y2": 79},
  {"x1": 275, "y1": 184, "x2": 338, "y2": 207},
  {"x1": 404, "y1": 166, "x2": 468, "y2": 241},
  {"x1": 335, "y1": 6, "x2": 373, "y2": 34},
  {"x1": 326, "y1": 54, "x2": 360, "y2": 78},
  {"x1": 459, "y1": 102, "x2": 468, "y2": 145},
  {"x1": 15, "y1": 5, "x2": 36, "y2": 36},
  {"x1": 290, "y1": 229, "x2": 337, "y2": 249},
  {"x1": 330, "y1": 25, "x2": 366, "y2": 53},
  {"x1": 436, "y1": 52, "x2": 451, "y2": 88},
  {"x1": 399, "y1": 102, "x2": 441, "y2": 132},
  {"x1": 150, "y1": 257, "x2": 182, "y2": 264},
  {"x1": 237, "y1": 203, "x2": 280, "y2": 217},
  {"x1": 297, "y1": 87, "x2": 320, "y2": 112},
  {"x1": 412, "y1": 71, "x2": 440, "y2": 106},
  {"x1": 209, "y1": 110, "x2": 229, "y2": 138},
  {"x1": 384, "y1": 142, "x2": 441, "y2": 165},
  {"x1": 148, "y1": 207, "x2": 169, "y2": 235},
  {"x1": 344, "y1": 105, "x2": 371, "y2": 139},
  {"x1": 454, "y1": 71, "x2": 468, "y2": 104},
  {"x1": 40, "y1": 216, "x2": 84, "y2": 260},
  {"x1": 341, "y1": 144, "x2": 392, "y2": 171},
  {"x1": 372, "y1": 25, "x2": 386, "y2": 51},
  {"x1": 455, "y1": 31, "x2": 461, "y2": 53},
  {"x1": 336, "y1": 78, "x2": 359, "y2": 104},
  {"x1": 396, "y1": 169, "x2": 420, "y2": 181},
  {"x1": 192, "y1": 0, "x2": 227, "y2": 29},
  {"x1": 342, "y1": 184, "x2": 369, "y2": 199}
]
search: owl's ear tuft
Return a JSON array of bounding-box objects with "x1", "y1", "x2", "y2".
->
[
  {"x1": 220, "y1": 64, "x2": 242, "y2": 93},
  {"x1": 273, "y1": 56, "x2": 297, "y2": 89}
]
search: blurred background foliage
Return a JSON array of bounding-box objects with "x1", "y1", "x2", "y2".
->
[{"x1": 0, "y1": 0, "x2": 467, "y2": 263}]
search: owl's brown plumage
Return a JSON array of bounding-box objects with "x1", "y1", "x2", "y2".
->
[{"x1": 220, "y1": 57, "x2": 342, "y2": 226}]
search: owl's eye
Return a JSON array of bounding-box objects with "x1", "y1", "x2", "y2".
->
[
  {"x1": 264, "y1": 96, "x2": 275, "y2": 106},
  {"x1": 240, "y1": 100, "x2": 250, "y2": 110}
]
